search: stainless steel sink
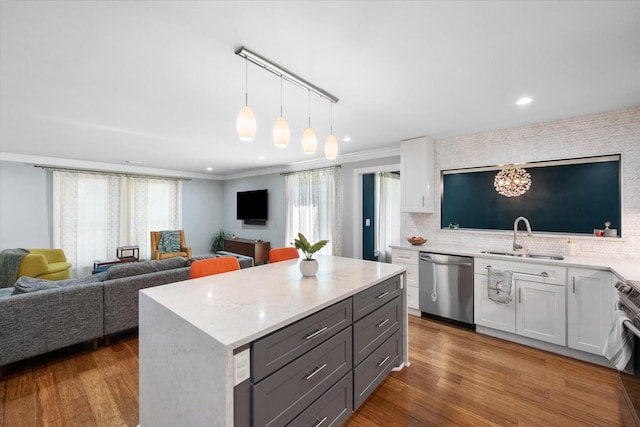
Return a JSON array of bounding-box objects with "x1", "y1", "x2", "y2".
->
[{"x1": 480, "y1": 250, "x2": 564, "y2": 261}]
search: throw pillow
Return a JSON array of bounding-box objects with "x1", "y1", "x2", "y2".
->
[
  {"x1": 158, "y1": 230, "x2": 181, "y2": 253},
  {"x1": 0, "y1": 287, "x2": 15, "y2": 298},
  {"x1": 13, "y1": 276, "x2": 62, "y2": 294}
]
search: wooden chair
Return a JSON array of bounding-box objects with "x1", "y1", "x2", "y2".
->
[
  {"x1": 269, "y1": 247, "x2": 300, "y2": 263},
  {"x1": 150, "y1": 230, "x2": 192, "y2": 260},
  {"x1": 189, "y1": 257, "x2": 240, "y2": 279}
]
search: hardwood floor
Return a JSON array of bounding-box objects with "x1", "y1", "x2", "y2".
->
[{"x1": 0, "y1": 317, "x2": 623, "y2": 426}]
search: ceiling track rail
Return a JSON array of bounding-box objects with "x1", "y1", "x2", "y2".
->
[{"x1": 235, "y1": 46, "x2": 339, "y2": 104}]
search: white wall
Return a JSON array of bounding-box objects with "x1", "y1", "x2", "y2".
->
[
  {"x1": 182, "y1": 179, "x2": 225, "y2": 255},
  {"x1": 0, "y1": 161, "x2": 225, "y2": 256},
  {"x1": 0, "y1": 161, "x2": 52, "y2": 248},
  {"x1": 405, "y1": 107, "x2": 640, "y2": 259}
]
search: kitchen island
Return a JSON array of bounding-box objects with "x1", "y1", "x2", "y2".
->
[{"x1": 138, "y1": 255, "x2": 407, "y2": 427}]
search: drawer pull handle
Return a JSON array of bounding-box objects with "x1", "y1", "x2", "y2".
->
[
  {"x1": 313, "y1": 416, "x2": 328, "y2": 427},
  {"x1": 377, "y1": 356, "x2": 390, "y2": 367},
  {"x1": 377, "y1": 291, "x2": 390, "y2": 299},
  {"x1": 398, "y1": 256, "x2": 411, "y2": 260},
  {"x1": 377, "y1": 318, "x2": 390, "y2": 328},
  {"x1": 305, "y1": 327, "x2": 328, "y2": 340},
  {"x1": 305, "y1": 363, "x2": 328, "y2": 380},
  {"x1": 541, "y1": 271, "x2": 549, "y2": 277}
]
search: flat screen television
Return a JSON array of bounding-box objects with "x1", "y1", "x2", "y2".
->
[{"x1": 237, "y1": 189, "x2": 268, "y2": 224}]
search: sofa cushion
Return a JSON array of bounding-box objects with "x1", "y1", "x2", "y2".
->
[
  {"x1": 108, "y1": 261, "x2": 158, "y2": 280},
  {"x1": 12, "y1": 271, "x2": 108, "y2": 294},
  {"x1": 154, "y1": 257, "x2": 187, "y2": 271}
]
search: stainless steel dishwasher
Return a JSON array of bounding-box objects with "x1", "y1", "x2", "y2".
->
[{"x1": 419, "y1": 252, "x2": 474, "y2": 328}]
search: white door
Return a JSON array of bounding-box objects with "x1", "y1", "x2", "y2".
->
[
  {"x1": 474, "y1": 274, "x2": 516, "y2": 333},
  {"x1": 567, "y1": 268, "x2": 614, "y2": 355},
  {"x1": 516, "y1": 279, "x2": 566, "y2": 346}
]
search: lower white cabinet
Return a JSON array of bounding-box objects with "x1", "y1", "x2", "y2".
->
[
  {"x1": 392, "y1": 248, "x2": 420, "y2": 312},
  {"x1": 567, "y1": 268, "x2": 614, "y2": 355},
  {"x1": 515, "y1": 279, "x2": 566, "y2": 346},
  {"x1": 474, "y1": 257, "x2": 567, "y2": 346}
]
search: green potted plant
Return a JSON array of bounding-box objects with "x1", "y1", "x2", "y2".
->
[
  {"x1": 293, "y1": 232, "x2": 329, "y2": 276},
  {"x1": 210, "y1": 228, "x2": 228, "y2": 253}
]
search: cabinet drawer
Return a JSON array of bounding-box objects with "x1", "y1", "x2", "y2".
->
[
  {"x1": 353, "y1": 297, "x2": 400, "y2": 366},
  {"x1": 392, "y1": 249, "x2": 419, "y2": 265},
  {"x1": 354, "y1": 329, "x2": 400, "y2": 409},
  {"x1": 252, "y1": 327, "x2": 353, "y2": 427},
  {"x1": 353, "y1": 275, "x2": 401, "y2": 321},
  {"x1": 287, "y1": 373, "x2": 353, "y2": 427},
  {"x1": 474, "y1": 257, "x2": 567, "y2": 285},
  {"x1": 252, "y1": 299, "x2": 352, "y2": 382}
]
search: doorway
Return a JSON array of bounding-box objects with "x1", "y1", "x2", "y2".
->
[{"x1": 353, "y1": 164, "x2": 401, "y2": 261}]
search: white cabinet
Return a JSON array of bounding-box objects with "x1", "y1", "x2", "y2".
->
[
  {"x1": 400, "y1": 136, "x2": 435, "y2": 213},
  {"x1": 392, "y1": 248, "x2": 420, "y2": 313},
  {"x1": 567, "y1": 268, "x2": 614, "y2": 355},
  {"x1": 474, "y1": 257, "x2": 567, "y2": 346},
  {"x1": 516, "y1": 279, "x2": 566, "y2": 346}
]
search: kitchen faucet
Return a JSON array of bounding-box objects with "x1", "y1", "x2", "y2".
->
[{"x1": 513, "y1": 216, "x2": 532, "y2": 251}]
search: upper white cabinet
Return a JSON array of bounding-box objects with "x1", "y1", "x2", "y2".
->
[
  {"x1": 567, "y1": 268, "x2": 614, "y2": 355},
  {"x1": 400, "y1": 136, "x2": 435, "y2": 213}
]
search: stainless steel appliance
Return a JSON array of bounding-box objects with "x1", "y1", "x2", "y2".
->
[
  {"x1": 419, "y1": 252, "x2": 474, "y2": 328},
  {"x1": 614, "y1": 279, "x2": 640, "y2": 427}
]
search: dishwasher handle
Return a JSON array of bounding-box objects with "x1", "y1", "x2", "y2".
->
[{"x1": 419, "y1": 256, "x2": 472, "y2": 268}]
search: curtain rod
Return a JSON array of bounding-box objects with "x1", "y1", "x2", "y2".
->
[
  {"x1": 34, "y1": 165, "x2": 192, "y2": 181},
  {"x1": 280, "y1": 165, "x2": 342, "y2": 176}
]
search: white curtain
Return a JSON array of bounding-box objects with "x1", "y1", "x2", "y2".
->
[
  {"x1": 375, "y1": 172, "x2": 401, "y2": 263},
  {"x1": 285, "y1": 167, "x2": 342, "y2": 256},
  {"x1": 53, "y1": 171, "x2": 181, "y2": 277}
]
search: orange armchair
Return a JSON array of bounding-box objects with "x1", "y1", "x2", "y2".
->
[
  {"x1": 269, "y1": 247, "x2": 300, "y2": 263},
  {"x1": 150, "y1": 230, "x2": 192, "y2": 260},
  {"x1": 190, "y1": 257, "x2": 240, "y2": 279}
]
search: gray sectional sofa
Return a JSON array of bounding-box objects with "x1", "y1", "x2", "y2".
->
[{"x1": 0, "y1": 252, "x2": 254, "y2": 371}]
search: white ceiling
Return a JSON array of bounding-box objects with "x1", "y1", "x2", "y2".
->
[{"x1": 1, "y1": 1, "x2": 639, "y2": 179}]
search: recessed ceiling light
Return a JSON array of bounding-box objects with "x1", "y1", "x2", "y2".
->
[
  {"x1": 516, "y1": 96, "x2": 533, "y2": 106},
  {"x1": 343, "y1": 136, "x2": 351, "y2": 142},
  {"x1": 259, "y1": 156, "x2": 265, "y2": 160},
  {"x1": 206, "y1": 167, "x2": 213, "y2": 171},
  {"x1": 123, "y1": 160, "x2": 144, "y2": 165}
]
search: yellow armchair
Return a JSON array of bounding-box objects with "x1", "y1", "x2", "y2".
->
[
  {"x1": 18, "y1": 249, "x2": 72, "y2": 280},
  {"x1": 150, "y1": 230, "x2": 191, "y2": 260}
]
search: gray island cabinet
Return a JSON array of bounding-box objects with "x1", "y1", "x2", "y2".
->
[{"x1": 139, "y1": 255, "x2": 408, "y2": 427}]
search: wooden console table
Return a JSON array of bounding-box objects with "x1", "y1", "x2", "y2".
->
[{"x1": 224, "y1": 238, "x2": 270, "y2": 265}]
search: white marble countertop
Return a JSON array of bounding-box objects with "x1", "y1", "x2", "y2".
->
[
  {"x1": 140, "y1": 254, "x2": 405, "y2": 349},
  {"x1": 390, "y1": 242, "x2": 640, "y2": 281}
]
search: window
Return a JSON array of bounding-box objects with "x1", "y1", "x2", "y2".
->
[
  {"x1": 285, "y1": 167, "x2": 342, "y2": 256},
  {"x1": 53, "y1": 171, "x2": 181, "y2": 277}
]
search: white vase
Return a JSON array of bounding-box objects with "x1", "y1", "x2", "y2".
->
[{"x1": 299, "y1": 259, "x2": 318, "y2": 277}]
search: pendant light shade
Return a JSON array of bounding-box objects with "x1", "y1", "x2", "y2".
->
[
  {"x1": 237, "y1": 106, "x2": 256, "y2": 141},
  {"x1": 302, "y1": 128, "x2": 317, "y2": 154},
  {"x1": 273, "y1": 117, "x2": 290, "y2": 147},
  {"x1": 273, "y1": 77, "x2": 290, "y2": 147},
  {"x1": 324, "y1": 134, "x2": 338, "y2": 159},
  {"x1": 302, "y1": 89, "x2": 317, "y2": 154},
  {"x1": 237, "y1": 57, "x2": 256, "y2": 141}
]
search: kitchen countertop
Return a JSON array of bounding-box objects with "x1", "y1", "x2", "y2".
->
[
  {"x1": 390, "y1": 242, "x2": 640, "y2": 282},
  {"x1": 140, "y1": 254, "x2": 406, "y2": 348}
]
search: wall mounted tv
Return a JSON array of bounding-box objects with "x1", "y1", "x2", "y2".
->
[{"x1": 237, "y1": 189, "x2": 268, "y2": 225}]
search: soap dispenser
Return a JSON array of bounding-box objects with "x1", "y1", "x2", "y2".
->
[{"x1": 565, "y1": 238, "x2": 576, "y2": 257}]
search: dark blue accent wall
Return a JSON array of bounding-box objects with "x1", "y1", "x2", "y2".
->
[
  {"x1": 362, "y1": 174, "x2": 377, "y2": 261},
  {"x1": 441, "y1": 160, "x2": 621, "y2": 235}
]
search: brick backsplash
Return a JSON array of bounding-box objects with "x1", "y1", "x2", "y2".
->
[{"x1": 404, "y1": 107, "x2": 640, "y2": 260}]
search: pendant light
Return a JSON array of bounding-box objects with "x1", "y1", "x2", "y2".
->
[
  {"x1": 301, "y1": 89, "x2": 317, "y2": 154},
  {"x1": 324, "y1": 102, "x2": 338, "y2": 159},
  {"x1": 273, "y1": 76, "x2": 290, "y2": 147},
  {"x1": 236, "y1": 56, "x2": 256, "y2": 141},
  {"x1": 494, "y1": 166, "x2": 532, "y2": 197}
]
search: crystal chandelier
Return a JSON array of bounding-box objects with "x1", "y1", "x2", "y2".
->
[{"x1": 494, "y1": 166, "x2": 532, "y2": 197}]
